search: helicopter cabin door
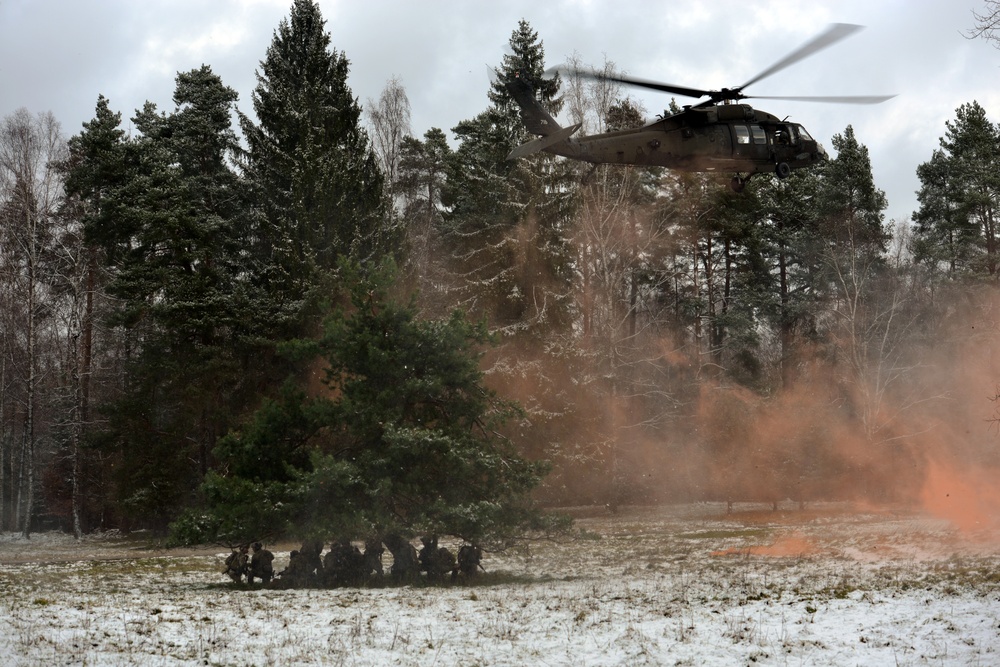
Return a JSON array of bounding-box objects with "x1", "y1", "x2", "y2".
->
[{"x1": 730, "y1": 123, "x2": 769, "y2": 163}]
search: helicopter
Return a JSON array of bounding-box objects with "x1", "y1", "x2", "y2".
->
[{"x1": 505, "y1": 23, "x2": 895, "y2": 192}]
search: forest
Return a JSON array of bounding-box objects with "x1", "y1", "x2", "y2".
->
[{"x1": 1, "y1": 1, "x2": 999, "y2": 542}]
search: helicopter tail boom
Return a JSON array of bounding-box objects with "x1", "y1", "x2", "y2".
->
[
  {"x1": 504, "y1": 71, "x2": 562, "y2": 136},
  {"x1": 507, "y1": 122, "x2": 581, "y2": 160},
  {"x1": 504, "y1": 71, "x2": 583, "y2": 160}
]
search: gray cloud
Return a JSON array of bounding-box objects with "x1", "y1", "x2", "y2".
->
[{"x1": 2, "y1": 0, "x2": 997, "y2": 222}]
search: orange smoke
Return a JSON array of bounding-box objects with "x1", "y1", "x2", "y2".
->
[
  {"x1": 711, "y1": 532, "x2": 817, "y2": 558},
  {"x1": 919, "y1": 459, "x2": 1000, "y2": 532}
]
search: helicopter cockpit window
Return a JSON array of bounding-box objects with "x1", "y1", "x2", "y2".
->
[
  {"x1": 734, "y1": 125, "x2": 750, "y2": 145},
  {"x1": 784, "y1": 125, "x2": 806, "y2": 145},
  {"x1": 750, "y1": 125, "x2": 766, "y2": 145},
  {"x1": 794, "y1": 125, "x2": 813, "y2": 141}
]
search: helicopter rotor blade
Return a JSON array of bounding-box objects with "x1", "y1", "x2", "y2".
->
[
  {"x1": 738, "y1": 23, "x2": 863, "y2": 91},
  {"x1": 748, "y1": 94, "x2": 897, "y2": 105},
  {"x1": 550, "y1": 66, "x2": 711, "y2": 100},
  {"x1": 549, "y1": 25, "x2": 886, "y2": 106}
]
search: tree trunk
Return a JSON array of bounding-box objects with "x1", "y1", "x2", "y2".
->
[
  {"x1": 0, "y1": 355, "x2": 7, "y2": 531},
  {"x1": 21, "y1": 249, "x2": 36, "y2": 538},
  {"x1": 778, "y1": 240, "x2": 794, "y2": 389}
]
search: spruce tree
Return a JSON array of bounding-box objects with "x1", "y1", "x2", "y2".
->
[
  {"x1": 444, "y1": 20, "x2": 575, "y2": 332},
  {"x1": 239, "y1": 0, "x2": 392, "y2": 299}
]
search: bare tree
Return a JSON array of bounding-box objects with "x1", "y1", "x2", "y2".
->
[
  {"x1": 968, "y1": 1, "x2": 1000, "y2": 47},
  {"x1": 0, "y1": 109, "x2": 66, "y2": 536},
  {"x1": 559, "y1": 55, "x2": 626, "y2": 135},
  {"x1": 47, "y1": 209, "x2": 94, "y2": 538},
  {"x1": 366, "y1": 76, "x2": 412, "y2": 204},
  {"x1": 824, "y1": 215, "x2": 927, "y2": 445}
]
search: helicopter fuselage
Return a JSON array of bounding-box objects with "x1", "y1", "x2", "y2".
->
[
  {"x1": 548, "y1": 104, "x2": 827, "y2": 176},
  {"x1": 505, "y1": 23, "x2": 891, "y2": 191}
]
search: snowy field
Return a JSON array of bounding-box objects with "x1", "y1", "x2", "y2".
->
[{"x1": 1, "y1": 503, "x2": 999, "y2": 666}]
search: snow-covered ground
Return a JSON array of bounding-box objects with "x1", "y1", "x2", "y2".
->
[{"x1": 1, "y1": 503, "x2": 998, "y2": 666}]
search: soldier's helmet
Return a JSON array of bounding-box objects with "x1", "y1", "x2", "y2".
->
[{"x1": 253, "y1": 542, "x2": 262, "y2": 551}]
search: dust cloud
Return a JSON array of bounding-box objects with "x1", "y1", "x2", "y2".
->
[{"x1": 483, "y1": 240, "x2": 1000, "y2": 532}]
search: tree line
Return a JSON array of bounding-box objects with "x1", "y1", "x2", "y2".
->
[{"x1": 1, "y1": 4, "x2": 998, "y2": 542}]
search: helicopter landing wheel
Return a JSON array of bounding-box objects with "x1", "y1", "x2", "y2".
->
[{"x1": 775, "y1": 162, "x2": 791, "y2": 179}]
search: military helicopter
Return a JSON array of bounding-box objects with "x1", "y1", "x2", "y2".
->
[{"x1": 505, "y1": 23, "x2": 894, "y2": 192}]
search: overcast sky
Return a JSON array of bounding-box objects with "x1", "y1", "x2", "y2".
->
[{"x1": 2, "y1": 0, "x2": 998, "y2": 224}]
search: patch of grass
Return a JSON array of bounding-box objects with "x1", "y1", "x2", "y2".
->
[
  {"x1": 816, "y1": 582, "x2": 858, "y2": 600},
  {"x1": 574, "y1": 529, "x2": 602, "y2": 541}
]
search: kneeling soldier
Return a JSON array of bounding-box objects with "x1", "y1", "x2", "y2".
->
[
  {"x1": 248, "y1": 542, "x2": 275, "y2": 584},
  {"x1": 222, "y1": 545, "x2": 249, "y2": 583}
]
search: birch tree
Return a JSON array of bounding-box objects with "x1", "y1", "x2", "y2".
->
[
  {"x1": 0, "y1": 109, "x2": 66, "y2": 536},
  {"x1": 367, "y1": 76, "x2": 411, "y2": 204}
]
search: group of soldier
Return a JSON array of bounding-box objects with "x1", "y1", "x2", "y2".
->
[
  {"x1": 222, "y1": 536, "x2": 482, "y2": 588},
  {"x1": 222, "y1": 542, "x2": 275, "y2": 584}
]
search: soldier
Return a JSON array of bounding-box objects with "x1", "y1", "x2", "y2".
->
[
  {"x1": 276, "y1": 549, "x2": 301, "y2": 585},
  {"x1": 222, "y1": 545, "x2": 249, "y2": 583},
  {"x1": 248, "y1": 542, "x2": 275, "y2": 585},
  {"x1": 418, "y1": 535, "x2": 437, "y2": 574},
  {"x1": 300, "y1": 539, "x2": 324, "y2": 582},
  {"x1": 384, "y1": 533, "x2": 420, "y2": 581},
  {"x1": 276, "y1": 540, "x2": 322, "y2": 587},
  {"x1": 323, "y1": 538, "x2": 365, "y2": 586},
  {"x1": 419, "y1": 535, "x2": 456, "y2": 582},
  {"x1": 362, "y1": 537, "x2": 384, "y2": 581},
  {"x1": 456, "y1": 543, "x2": 483, "y2": 579}
]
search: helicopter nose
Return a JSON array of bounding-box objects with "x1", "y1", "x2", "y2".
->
[{"x1": 817, "y1": 143, "x2": 828, "y2": 160}]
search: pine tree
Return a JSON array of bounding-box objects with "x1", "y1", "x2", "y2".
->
[
  {"x1": 913, "y1": 101, "x2": 1000, "y2": 278},
  {"x1": 397, "y1": 127, "x2": 452, "y2": 309},
  {"x1": 70, "y1": 68, "x2": 254, "y2": 528},
  {"x1": 755, "y1": 167, "x2": 826, "y2": 387},
  {"x1": 51, "y1": 97, "x2": 130, "y2": 534},
  {"x1": 818, "y1": 125, "x2": 889, "y2": 256},
  {"x1": 818, "y1": 127, "x2": 915, "y2": 447},
  {"x1": 172, "y1": 261, "x2": 565, "y2": 550}
]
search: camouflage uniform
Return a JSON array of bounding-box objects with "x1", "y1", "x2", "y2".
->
[
  {"x1": 300, "y1": 539, "x2": 324, "y2": 581},
  {"x1": 276, "y1": 549, "x2": 301, "y2": 585},
  {"x1": 362, "y1": 538, "x2": 384, "y2": 581},
  {"x1": 323, "y1": 539, "x2": 365, "y2": 586},
  {"x1": 419, "y1": 535, "x2": 456, "y2": 582},
  {"x1": 277, "y1": 540, "x2": 322, "y2": 587},
  {"x1": 456, "y1": 543, "x2": 483, "y2": 579},
  {"x1": 222, "y1": 545, "x2": 249, "y2": 583},
  {"x1": 248, "y1": 542, "x2": 275, "y2": 584},
  {"x1": 384, "y1": 534, "x2": 420, "y2": 581}
]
